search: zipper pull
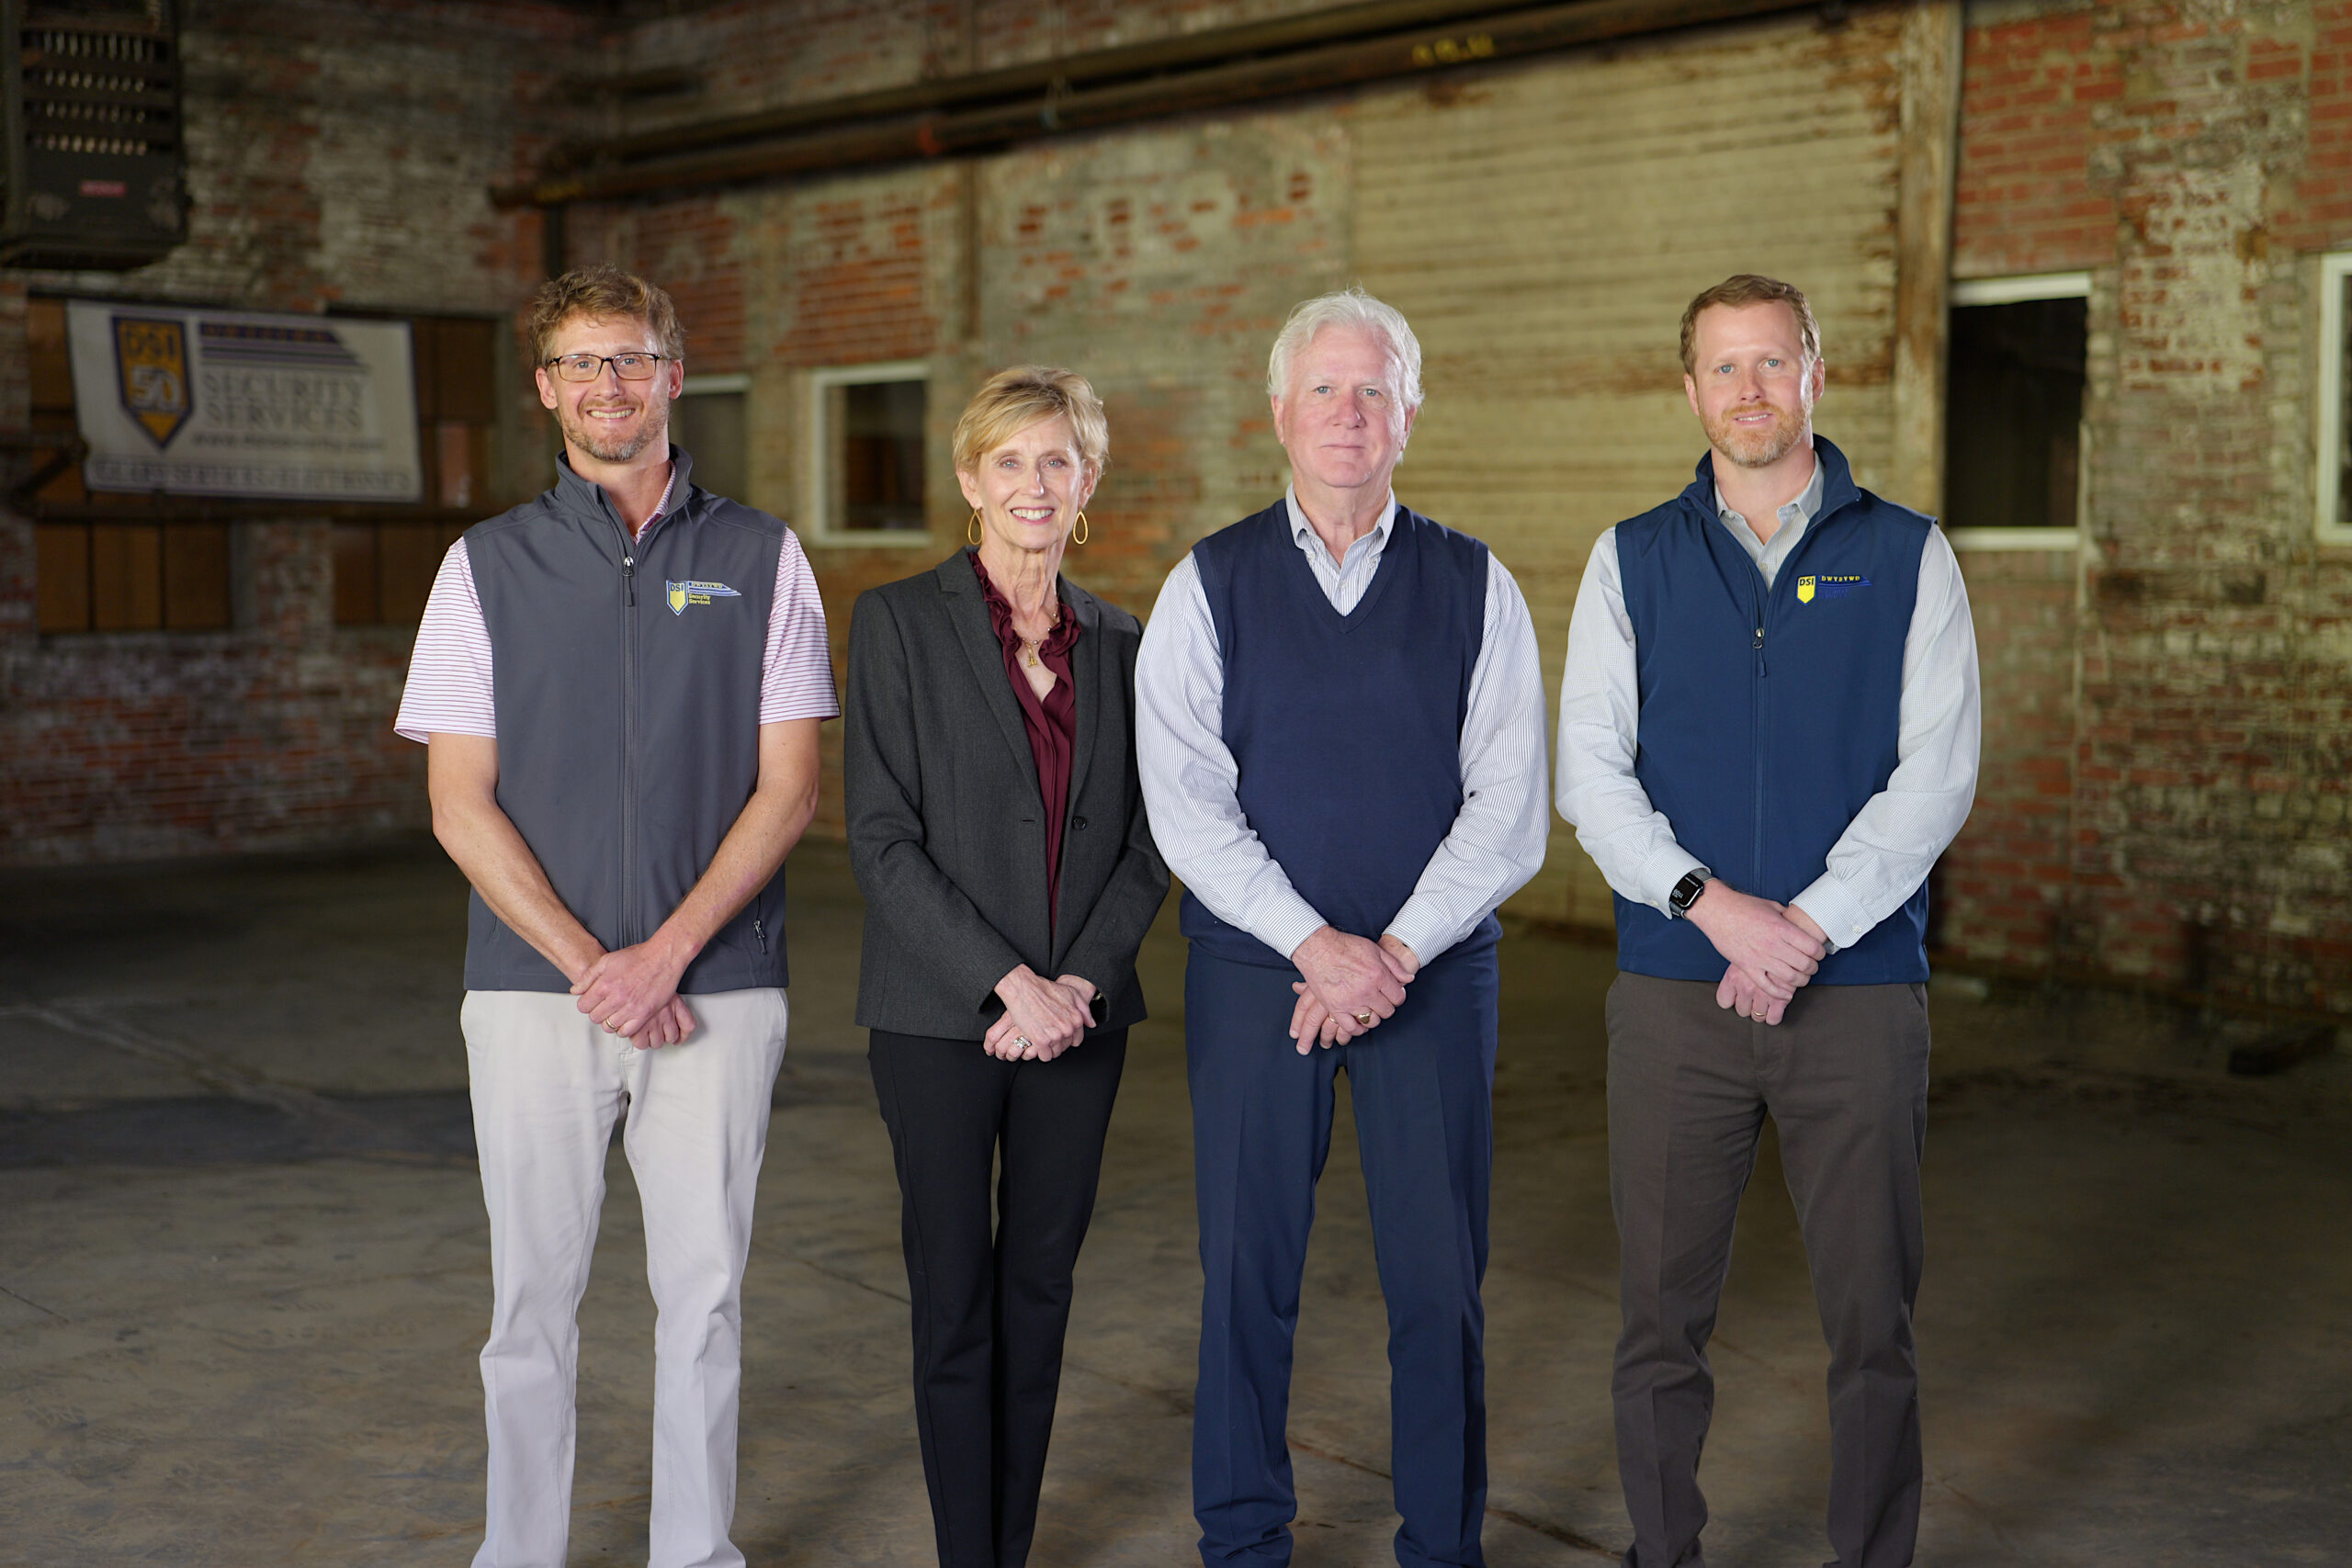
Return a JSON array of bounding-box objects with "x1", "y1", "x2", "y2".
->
[
  {"x1": 622, "y1": 552, "x2": 636, "y2": 606},
  {"x1": 1754, "y1": 624, "x2": 1766, "y2": 676},
  {"x1": 752, "y1": 916, "x2": 767, "y2": 953}
]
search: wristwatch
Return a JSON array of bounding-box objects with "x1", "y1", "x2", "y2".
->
[{"x1": 1668, "y1": 868, "x2": 1713, "y2": 918}]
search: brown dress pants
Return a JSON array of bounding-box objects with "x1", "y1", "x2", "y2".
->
[{"x1": 1604, "y1": 974, "x2": 1930, "y2": 1568}]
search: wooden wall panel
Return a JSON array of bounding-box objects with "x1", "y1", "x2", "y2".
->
[
  {"x1": 90, "y1": 525, "x2": 164, "y2": 632},
  {"x1": 163, "y1": 526, "x2": 233, "y2": 631},
  {"x1": 35, "y1": 525, "x2": 91, "y2": 634}
]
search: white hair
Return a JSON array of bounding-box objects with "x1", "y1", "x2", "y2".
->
[{"x1": 1265, "y1": 287, "x2": 1425, "y2": 409}]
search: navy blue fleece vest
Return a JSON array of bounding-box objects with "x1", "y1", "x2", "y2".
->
[
  {"x1": 1615, "y1": 437, "x2": 1932, "y2": 985},
  {"x1": 461, "y1": 445, "x2": 789, "y2": 994},
  {"x1": 1180, "y1": 502, "x2": 1491, "y2": 968}
]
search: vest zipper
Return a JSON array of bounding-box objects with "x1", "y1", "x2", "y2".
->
[
  {"x1": 1751, "y1": 574, "x2": 1768, "y2": 891},
  {"x1": 608, "y1": 510, "x2": 641, "y2": 945},
  {"x1": 752, "y1": 891, "x2": 767, "y2": 954}
]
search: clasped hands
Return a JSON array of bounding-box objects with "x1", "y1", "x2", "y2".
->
[
  {"x1": 1287, "y1": 926, "x2": 1419, "y2": 1055},
  {"x1": 985, "y1": 964, "x2": 1098, "y2": 1062},
  {"x1": 571, "y1": 936, "x2": 698, "y2": 1050},
  {"x1": 1685, "y1": 882, "x2": 1828, "y2": 1026}
]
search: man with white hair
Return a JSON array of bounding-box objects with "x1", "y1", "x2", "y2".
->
[{"x1": 1137, "y1": 288, "x2": 1551, "y2": 1568}]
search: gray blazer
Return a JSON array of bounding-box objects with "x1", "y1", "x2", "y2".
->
[{"x1": 844, "y1": 550, "x2": 1169, "y2": 1039}]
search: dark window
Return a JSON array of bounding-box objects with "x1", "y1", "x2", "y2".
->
[
  {"x1": 1943, "y1": 297, "x2": 2087, "y2": 530},
  {"x1": 828, "y1": 378, "x2": 926, "y2": 532}
]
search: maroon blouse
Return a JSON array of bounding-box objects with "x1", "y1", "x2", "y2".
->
[{"x1": 971, "y1": 550, "x2": 1080, "y2": 922}]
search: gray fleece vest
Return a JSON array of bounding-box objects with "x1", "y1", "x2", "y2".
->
[{"x1": 461, "y1": 445, "x2": 790, "y2": 994}]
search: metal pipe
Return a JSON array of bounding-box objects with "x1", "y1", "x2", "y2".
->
[
  {"x1": 551, "y1": 0, "x2": 1577, "y2": 173},
  {"x1": 495, "y1": 0, "x2": 1829, "y2": 209}
]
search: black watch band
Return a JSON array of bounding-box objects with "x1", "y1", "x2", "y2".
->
[{"x1": 1668, "y1": 868, "x2": 1713, "y2": 918}]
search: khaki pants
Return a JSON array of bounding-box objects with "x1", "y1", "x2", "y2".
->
[{"x1": 462, "y1": 987, "x2": 788, "y2": 1568}]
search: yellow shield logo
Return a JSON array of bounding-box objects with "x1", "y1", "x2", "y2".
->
[
  {"x1": 1796, "y1": 575, "x2": 1815, "y2": 604},
  {"x1": 113, "y1": 316, "x2": 190, "y2": 448},
  {"x1": 667, "y1": 581, "x2": 689, "y2": 615}
]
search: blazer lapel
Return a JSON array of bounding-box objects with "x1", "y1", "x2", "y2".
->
[
  {"x1": 1064, "y1": 583, "x2": 1105, "y2": 808},
  {"x1": 935, "y1": 553, "x2": 1043, "y2": 803}
]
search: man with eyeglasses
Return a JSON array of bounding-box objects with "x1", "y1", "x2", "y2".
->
[{"x1": 396, "y1": 264, "x2": 838, "y2": 1568}]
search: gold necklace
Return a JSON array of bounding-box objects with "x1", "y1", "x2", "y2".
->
[{"x1": 1018, "y1": 599, "x2": 1062, "y2": 669}]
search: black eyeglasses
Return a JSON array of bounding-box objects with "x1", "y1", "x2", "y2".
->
[{"x1": 544, "y1": 351, "x2": 669, "y2": 383}]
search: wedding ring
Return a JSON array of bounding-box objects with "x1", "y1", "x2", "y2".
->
[
  {"x1": 1013, "y1": 1035, "x2": 1033, "y2": 1052},
  {"x1": 1352, "y1": 1010, "x2": 1374, "y2": 1028}
]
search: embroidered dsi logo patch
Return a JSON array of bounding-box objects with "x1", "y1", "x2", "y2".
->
[
  {"x1": 1796, "y1": 574, "x2": 1871, "y2": 604},
  {"x1": 665, "y1": 579, "x2": 742, "y2": 616}
]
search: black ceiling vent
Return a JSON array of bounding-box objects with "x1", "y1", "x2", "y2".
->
[{"x1": 2, "y1": 0, "x2": 186, "y2": 270}]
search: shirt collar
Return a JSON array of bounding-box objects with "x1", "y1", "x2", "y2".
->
[
  {"x1": 1714, "y1": 449, "x2": 1824, "y2": 535},
  {"x1": 631, "y1": 462, "x2": 681, "y2": 544},
  {"x1": 1283, "y1": 484, "x2": 1397, "y2": 554}
]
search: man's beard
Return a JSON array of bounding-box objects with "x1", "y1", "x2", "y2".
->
[
  {"x1": 562, "y1": 397, "x2": 668, "y2": 464},
  {"x1": 1705, "y1": 400, "x2": 1804, "y2": 468}
]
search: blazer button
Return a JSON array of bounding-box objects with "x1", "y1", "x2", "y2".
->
[{"x1": 1073, "y1": 816, "x2": 1089, "y2": 829}]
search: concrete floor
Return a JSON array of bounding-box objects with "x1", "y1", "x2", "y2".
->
[{"x1": 2, "y1": 840, "x2": 2348, "y2": 1567}]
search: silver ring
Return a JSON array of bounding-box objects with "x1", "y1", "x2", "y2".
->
[{"x1": 1013, "y1": 1035, "x2": 1032, "y2": 1052}]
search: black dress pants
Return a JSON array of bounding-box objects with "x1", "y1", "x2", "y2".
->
[{"x1": 868, "y1": 1027, "x2": 1127, "y2": 1568}]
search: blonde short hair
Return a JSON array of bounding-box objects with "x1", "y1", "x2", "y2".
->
[
  {"x1": 526, "y1": 264, "x2": 686, "y2": 367},
  {"x1": 951, "y1": 366, "x2": 1109, "y2": 476},
  {"x1": 1679, "y1": 274, "x2": 1819, "y2": 376}
]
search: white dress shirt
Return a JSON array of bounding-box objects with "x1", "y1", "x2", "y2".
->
[
  {"x1": 1136, "y1": 489, "x2": 1553, "y2": 966},
  {"x1": 1554, "y1": 453, "x2": 1982, "y2": 952}
]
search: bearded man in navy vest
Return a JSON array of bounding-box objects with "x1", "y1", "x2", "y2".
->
[
  {"x1": 1557, "y1": 274, "x2": 1981, "y2": 1568},
  {"x1": 1136, "y1": 288, "x2": 1552, "y2": 1568}
]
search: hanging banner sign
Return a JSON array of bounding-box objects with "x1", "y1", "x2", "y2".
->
[{"x1": 66, "y1": 300, "x2": 422, "y2": 502}]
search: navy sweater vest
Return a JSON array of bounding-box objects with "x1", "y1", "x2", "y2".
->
[
  {"x1": 1614, "y1": 437, "x2": 1933, "y2": 985},
  {"x1": 1181, "y1": 502, "x2": 1492, "y2": 969}
]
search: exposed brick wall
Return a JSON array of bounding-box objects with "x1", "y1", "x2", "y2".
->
[
  {"x1": 1943, "y1": 0, "x2": 2352, "y2": 1014},
  {"x1": 0, "y1": 0, "x2": 583, "y2": 865},
  {"x1": 0, "y1": 526, "x2": 421, "y2": 860},
  {"x1": 1953, "y1": 0, "x2": 2120, "y2": 277},
  {"x1": 1933, "y1": 547, "x2": 2077, "y2": 965},
  {"x1": 6, "y1": 0, "x2": 2346, "y2": 1021}
]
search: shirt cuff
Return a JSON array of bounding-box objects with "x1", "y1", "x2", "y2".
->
[
  {"x1": 1382, "y1": 898, "x2": 1453, "y2": 970},
  {"x1": 1790, "y1": 874, "x2": 1873, "y2": 953},
  {"x1": 1255, "y1": 895, "x2": 1331, "y2": 970},
  {"x1": 1637, "y1": 843, "x2": 1710, "y2": 919}
]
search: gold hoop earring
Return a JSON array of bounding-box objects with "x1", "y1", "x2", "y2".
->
[
  {"x1": 1071, "y1": 511, "x2": 1090, "y2": 546},
  {"x1": 967, "y1": 509, "x2": 982, "y2": 547}
]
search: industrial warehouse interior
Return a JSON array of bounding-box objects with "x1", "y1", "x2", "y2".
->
[{"x1": 2, "y1": 0, "x2": 2348, "y2": 1564}]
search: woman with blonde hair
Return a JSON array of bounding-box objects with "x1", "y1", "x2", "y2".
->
[{"x1": 843, "y1": 366, "x2": 1167, "y2": 1568}]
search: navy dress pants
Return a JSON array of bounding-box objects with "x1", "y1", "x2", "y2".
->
[{"x1": 1187, "y1": 942, "x2": 1498, "y2": 1568}]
